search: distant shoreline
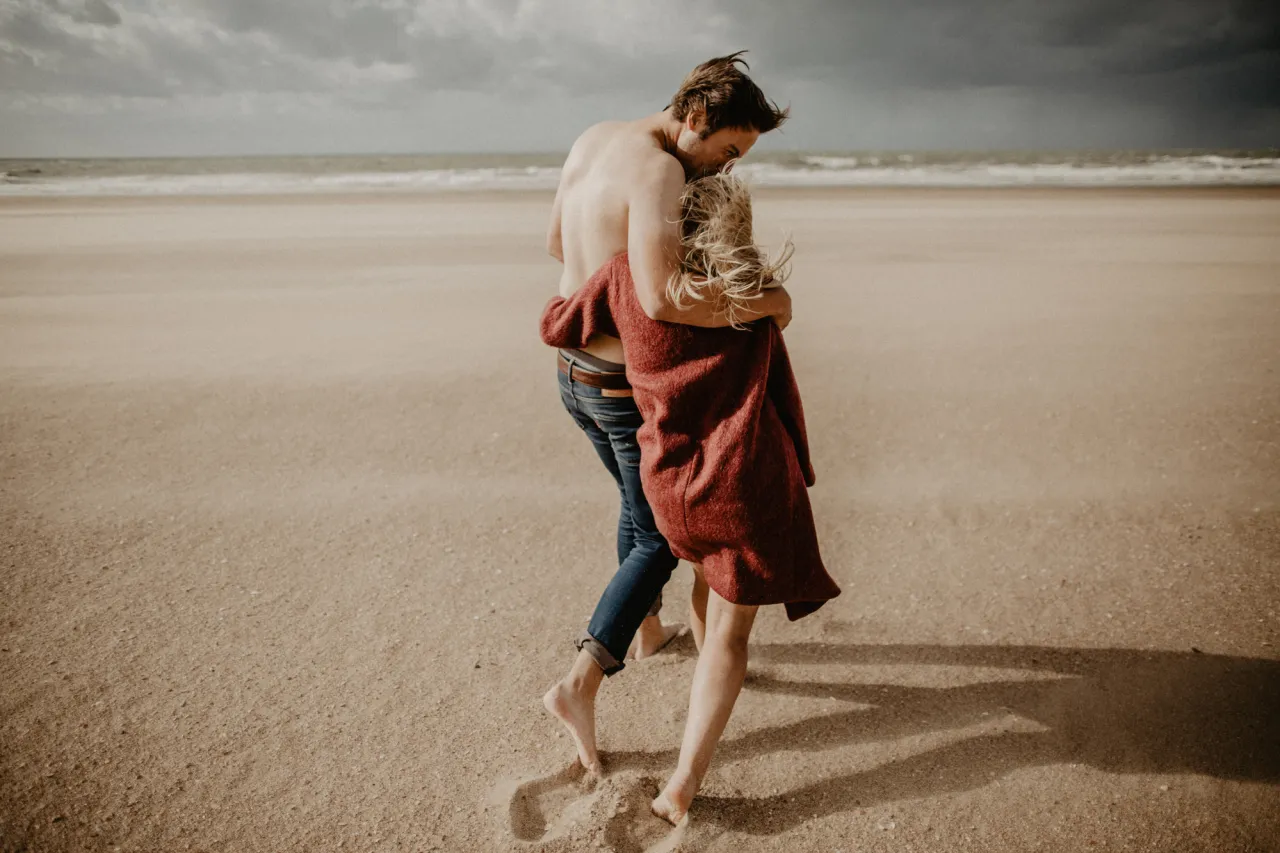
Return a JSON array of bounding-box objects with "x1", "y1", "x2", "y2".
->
[{"x1": 3, "y1": 150, "x2": 1279, "y2": 197}]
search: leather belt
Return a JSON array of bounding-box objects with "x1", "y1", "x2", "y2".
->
[{"x1": 557, "y1": 352, "x2": 632, "y2": 391}]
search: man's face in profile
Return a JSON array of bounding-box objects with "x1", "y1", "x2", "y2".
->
[{"x1": 677, "y1": 115, "x2": 760, "y2": 180}]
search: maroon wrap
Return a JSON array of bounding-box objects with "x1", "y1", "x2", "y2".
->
[{"x1": 541, "y1": 254, "x2": 840, "y2": 619}]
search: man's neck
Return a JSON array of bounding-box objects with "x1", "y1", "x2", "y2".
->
[{"x1": 644, "y1": 109, "x2": 683, "y2": 158}]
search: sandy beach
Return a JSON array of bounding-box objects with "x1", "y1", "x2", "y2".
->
[{"x1": 2, "y1": 187, "x2": 1278, "y2": 852}]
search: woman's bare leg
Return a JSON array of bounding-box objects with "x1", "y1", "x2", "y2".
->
[
  {"x1": 651, "y1": 590, "x2": 758, "y2": 824},
  {"x1": 689, "y1": 565, "x2": 709, "y2": 652}
]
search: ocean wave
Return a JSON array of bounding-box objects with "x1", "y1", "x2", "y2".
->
[{"x1": 2, "y1": 156, "x2": 1278, "y2": 196}]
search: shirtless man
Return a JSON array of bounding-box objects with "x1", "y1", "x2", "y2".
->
[{"x1": 542, "y1": 52, "x2": 791, "y2": 776}]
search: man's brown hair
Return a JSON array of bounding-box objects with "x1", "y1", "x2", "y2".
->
[{"x1": 668, "y1": 51, "x2": 789, "y2": 137}]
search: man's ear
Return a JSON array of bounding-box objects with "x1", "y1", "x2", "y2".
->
[{"x1": 685, "y1": 106, "x2": 705, "y2": 134}]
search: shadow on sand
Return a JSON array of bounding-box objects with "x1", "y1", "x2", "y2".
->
[{"x1": 603, "y1": 642, "x2": 1279, "y2": 835}]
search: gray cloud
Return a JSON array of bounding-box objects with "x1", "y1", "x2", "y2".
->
[
  {"x1": 43, "y1": 0, "x2": 121, "y2": 26},
  {"x1": 0, "y1": 0, "x2": 1276, "y2": 155},
  {"x1": 80, "y1": 0, "x2": 119, "y2": 26},
  {"x1": 194, "y1": 0, "x2": 416, "y2": 66}
]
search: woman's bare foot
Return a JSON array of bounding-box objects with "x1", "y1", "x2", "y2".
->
[
  {"x1": 542, "y1": 680, "x2": 603, "y2": 776},
  {"x1": 651, "y1": 769, "x2": 698, "y2": 825},
  {"x1": 627, "y1": 616, "x2": 685, "y2": 660}
]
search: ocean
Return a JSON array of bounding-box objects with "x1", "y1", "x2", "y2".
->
[{"x1": 2, "y1": 150, "x2": 1278, "y2": 196}]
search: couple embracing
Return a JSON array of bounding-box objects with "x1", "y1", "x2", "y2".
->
[{"x1": 539, "y1": 52, "x2": 840, "y2": 825}]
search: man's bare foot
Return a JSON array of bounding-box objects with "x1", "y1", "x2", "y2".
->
[
  {"x1": 542, "y1": 681, "x2": 602, "y2": 776},
  {"x1": 628, "y1": 616, "x2": 685, "y2": 660},
  {"x1": 651, "y1": 769, "x2": 698, "y2": 825}
]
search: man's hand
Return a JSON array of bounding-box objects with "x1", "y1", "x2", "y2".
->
[
  {"x1": 768, "y1": 286, "x2": 792, "y2": 331},
  {"x1": 649, "y1": 282, "x2": 792, "y2": 328}
]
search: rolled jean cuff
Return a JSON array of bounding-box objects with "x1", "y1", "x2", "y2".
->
[
  {"x1": 646, "y1": 592, "x2": 662, "y2": 618},
  {"x1": 576, "y1": 632, "x2": 624, "y2": 676}
]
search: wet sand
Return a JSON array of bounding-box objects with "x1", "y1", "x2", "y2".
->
[{"x1": 2, "y1": 188, "x2": 1278, "y2": 852}]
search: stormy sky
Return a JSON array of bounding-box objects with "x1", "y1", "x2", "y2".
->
[{"x1": 1, "y1": 0, "x2": 1277, "y2": 157}]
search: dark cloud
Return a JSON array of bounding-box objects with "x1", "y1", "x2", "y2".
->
[
  {"x1": 724, "y1": 0, "x2": 1279, "y2": 100},
  {"x1": 1050, "y1": 0, "x2": 1280, "y2": 84},
  {"x1": 705, "y1": 0, "x2": 1280, "y2": 146}
]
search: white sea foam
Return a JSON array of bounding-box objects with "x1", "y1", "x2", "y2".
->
[{"x1": 2, "y1": 155, "x2": 1277, "y2": 197}]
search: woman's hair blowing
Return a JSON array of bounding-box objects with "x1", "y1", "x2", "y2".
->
[{"x1": 666, "y1": 173, "x2": 794, "y2": 329}]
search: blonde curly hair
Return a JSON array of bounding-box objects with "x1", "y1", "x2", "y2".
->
[{"x1": 665, "y1": 171, "x2": 794, "y2": 329}]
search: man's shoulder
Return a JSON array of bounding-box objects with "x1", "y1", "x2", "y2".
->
[
  {"x1": 570, "y1": 121, "x2": 680, "y2": 177},
  {"x1": 569, "y1": 119, "x2": 629, "y2": 154},
  {"x1": 640, "y1": 150, "x2": 684, "y2": 184}
]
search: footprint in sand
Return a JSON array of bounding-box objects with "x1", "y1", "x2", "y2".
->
[
  {"x1": 496, "y1": 766, "x2": 706, "y2": 852},
  {"x1": 499, "y1": 762, "x2": 591, "y2": 843}
]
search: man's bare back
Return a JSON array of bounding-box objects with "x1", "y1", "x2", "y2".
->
[{"x1": 549, "y1": 120, "x2": 680, "y2": 363}]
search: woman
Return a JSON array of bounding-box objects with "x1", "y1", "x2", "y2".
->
[{"x1": 540, "y1": 173, "x2": 841, "y2": 823}]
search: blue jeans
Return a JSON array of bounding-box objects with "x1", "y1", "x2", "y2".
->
[{"x1": 558, "y1": 363, "x2": 678, "y2": 675}]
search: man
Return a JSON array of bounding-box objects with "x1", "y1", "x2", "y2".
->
[{"x1": 542, "y1": 52, "x2": 792, "y2": 776}]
